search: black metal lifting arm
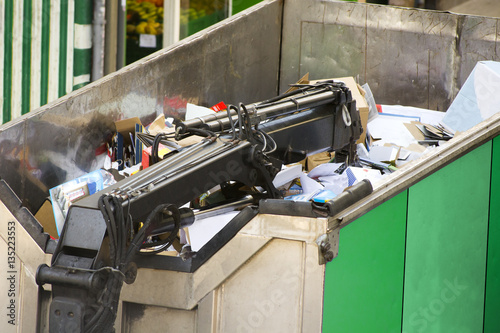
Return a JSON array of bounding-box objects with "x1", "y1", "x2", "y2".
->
[{"x1": 35, "y1": 81, "x2": 362, "y2": 332}]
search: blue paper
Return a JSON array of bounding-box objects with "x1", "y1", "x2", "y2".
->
[{"x1": 312, "y1": 189, "x2": 337, "y2": 203}]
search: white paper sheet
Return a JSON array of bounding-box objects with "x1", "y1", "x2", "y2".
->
[
  {"x1": 188, "y1": 211, "x2": 239, "y2": 252},
  {"x1": 185, "y1": 103, "x2": 216, "y2": 120},
  {"x1": 380, "y1": 105, "x2": 445, "y2": 126},
  {"x1": 272, "y1": 164, "x2": 303, "y2": 188},
  {"x1": 307, "y1": 163, "x2": 343, "y2": 179},
  {"x1": 319, "y1": 174, "x2": 349, "y2": 195},
  {"x1": 299, "y1": 172, "x2": 324, "y2": 194},
  {"x1": 367, "y1": 114, "x2": 418, "y2": 147}
]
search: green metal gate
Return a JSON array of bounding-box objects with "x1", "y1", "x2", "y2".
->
[{"x1": 1, "y1": 0, "x2": 92, "y2": 124}]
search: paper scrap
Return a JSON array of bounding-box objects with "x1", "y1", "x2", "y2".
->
[
  {"x1": 307, "y1": 163, "x2": 343, "y2": 179},
  {"x1": 186, "y1": 103, "x2": 216, "y2": 121},
  {"x1": 380, "y1": 104, "x2": 445, "y2": 126},
  {"x1": 367, "y1": 114, "x2": 418, "y2": 147},
  {"x1": 319, "y1": 174, "x2": 349, "y2": 195},
  {"x1": 272, "y1": 164, "x2": 303, "y2": 188},
  {"x1": 369, "y1": 146, "x2": 399, "y2": 163},
  {"x1": 299, "y1": 172, "x2": 324, "y2": 194},
  {"x1": 188, "y1": 211, "x2": 239, "y2": 252}
]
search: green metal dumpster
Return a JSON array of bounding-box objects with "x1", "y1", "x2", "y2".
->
[{"x1": 0, "y1": 1, "x2": 499, "y2": 332}]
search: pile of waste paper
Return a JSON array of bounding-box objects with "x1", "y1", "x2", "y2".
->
[{"x1": 42, "y1": 60, "x2": 500, "y2": 255}]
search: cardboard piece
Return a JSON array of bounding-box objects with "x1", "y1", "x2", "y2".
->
[
  {"x1": 115, "y1": 117, "x2": 142, "y2": 145},
  {"x1": 35, "y1": 199, "x2": 59, "y2": 239},
  {"x1": 145, "y1": 117, "x2": 204, "y2": 148},
  {"x1": 285, "y1": 73, "x2": 310, "y2": 93},
  {"x1": 115, "y1": 117, "x2": 144, "y2": 169},
  {"x1": 404, "y1": 122, "x2": 426, "y2": 141},
  {"x1": 306, "y1": 151, "x2": 333, "y2": 172}
]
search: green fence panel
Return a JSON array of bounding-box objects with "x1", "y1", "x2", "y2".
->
[
  {"x1": 1, "y1": 0, "x2": 79, "y2": 124},
  {"x1": 403, "y1": 141, "x2": 492, "y2": 333},
  {"x1": 484, "y1": 135, "x2": 500, "y2": 333},
  {"x1": 232, "y1": 0, "x2": 264, "y2": 15},
  {"x1": 2, "y1": 1, "x2": 14, "y2": 123},
  {"x1": 323, "y1": 191, "x2": 407, "y2": 333},
  {"x1": 22, "y1": 0, "x2": 33, "y2": 115}
]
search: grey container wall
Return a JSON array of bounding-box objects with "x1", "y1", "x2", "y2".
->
[{"x1": 1, "y1": 0, "x2": 500, "y2": 332}]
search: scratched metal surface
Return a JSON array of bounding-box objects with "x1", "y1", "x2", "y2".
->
[
  {"x1": 0, "y1": 0, "x2": 283, "y2": 213},
  {"x1": 280, "y1": 0, "x2": 500, "y2": 111}
]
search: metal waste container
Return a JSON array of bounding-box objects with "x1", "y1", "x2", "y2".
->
[{"x1": 0, "y1": 1, "x2": 499, "y2": 332}]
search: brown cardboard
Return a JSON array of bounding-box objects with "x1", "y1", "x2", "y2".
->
[
  {"x1": 35, "y1": 199, "x2": 59, "y2": 239},
  {"x1": 306, "y1": 151, "x2": 333, "y2": 171},
  {"x1": 115, "y1": 117, "x2": 142, "y2": 145},
  {"x1": 285, "y1": 73, "x2": 310, "y2": 93},
  {"x1": 404, "y1": 122, "x2": 426, "y2": 141},
  {"x1": 147, "y1": 114, "x2": 167, "y2": 136},
  {"x1": 310, "y1": 77, "x2": 369, "y2": 145}
]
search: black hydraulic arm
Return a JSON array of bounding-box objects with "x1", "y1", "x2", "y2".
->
[{"x1": 35, "y1": 81, "x2": 362, "y2": 332}]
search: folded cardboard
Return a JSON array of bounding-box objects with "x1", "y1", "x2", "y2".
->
[{"x1": 115, "y1": 117, "x2": 143, "y2": 145}]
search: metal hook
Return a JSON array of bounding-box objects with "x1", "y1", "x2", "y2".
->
[{"x1": 342, "y1": 104, "x2": 352, "y2": 127}]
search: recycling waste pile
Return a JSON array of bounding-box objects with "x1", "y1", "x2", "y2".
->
[
  {"x1": 4, "y1": 0, "x2": 500, "y2": 329},
  {"x1": 41, "y1": 60, "x2": 500, "y2": 255}
]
